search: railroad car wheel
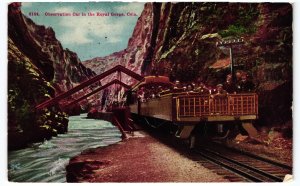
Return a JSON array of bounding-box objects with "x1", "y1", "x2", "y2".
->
[
  {"x1": 212, "y1": 124, "x2": 231, "y2": 140},
  {"x1": 213, "y1": 123, "x2": 242, "y2": 140}
]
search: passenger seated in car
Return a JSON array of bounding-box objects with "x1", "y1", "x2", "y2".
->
[
  {"x1": 223, "y1": 74, "x2": 236, "y2": 93},
  {"x1": 237, "y1": 72, "x2": 255, "y2": 92},
  {"x1": 195, "y1": 82, "x2": 210, "y2": 94},
  {"x1": 186, "y1": 84, "x2": 195, "y2": 94},
  {"x1": 216, "y1": 84, "x2": 228, "y2": 95},
  {"x1": 211, "y1": 84, "x2": 228, "y2": 98},
  {"x1": 173, "y1": 80, "x2": 184, "y2": 92}
]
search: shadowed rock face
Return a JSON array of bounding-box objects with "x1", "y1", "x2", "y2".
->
[
  {"x1": 8, "y1": 3, "x2": 96, "y2": 149},
  {"x1": 84, "y1": 2, "x2": 292, "y2": 126},
  {"x1": 8, "y1": 4, "x2": 96, "y2": 93}
]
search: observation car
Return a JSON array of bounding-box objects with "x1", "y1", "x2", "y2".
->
[{"x1": 128, "y1": 76, "x2": 258, "y2": 144}]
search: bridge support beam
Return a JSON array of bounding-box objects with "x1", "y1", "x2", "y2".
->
[
  {"x1": 36, "y1": 65, "x2": 143, "y2": 110},
  {"x1": 242, "y1": 122, "x2": 258, "y2": 138}
]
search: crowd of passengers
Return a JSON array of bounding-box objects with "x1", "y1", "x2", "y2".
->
[{"x1": 137, "y1": 71, "x2": 255, "y2": 102}]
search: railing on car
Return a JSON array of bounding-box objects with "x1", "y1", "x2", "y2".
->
[{"x1": 175, "y1": 93, "x2": 258, "y2": 118}]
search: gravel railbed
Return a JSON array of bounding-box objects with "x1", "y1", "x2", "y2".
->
[{"x1": 66, "y1": 131, "x2": 228, "y2": 182}]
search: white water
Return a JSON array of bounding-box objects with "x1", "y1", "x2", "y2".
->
[{"x1": 8, "y1": 113, "x2": 122, "y2": 182}]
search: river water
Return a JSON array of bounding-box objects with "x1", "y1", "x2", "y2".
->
[{"x1": 8, "y1": 113, "x2": 122, "y2": 182}]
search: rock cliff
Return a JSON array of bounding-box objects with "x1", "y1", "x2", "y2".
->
[
  {"x1": 84, "y1": 2, "x2": 292, "y2": 126},
  {"x1": 8, "y1": 3, "x2": 96, "y2": 93},
  {"x1": 8, "y1": 3, "x2": 96, "y2": 149}
]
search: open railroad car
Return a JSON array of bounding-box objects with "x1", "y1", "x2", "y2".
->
[{"x1": 128, "y1": 76, "x2": 258, "y2": 144}]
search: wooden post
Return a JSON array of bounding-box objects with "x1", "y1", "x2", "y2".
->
[{"x1": 113, "y1": 116, "x2": 127, "y2": 139}]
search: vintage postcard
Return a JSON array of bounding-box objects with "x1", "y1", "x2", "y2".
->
[{"x1": 7, "y1": 1, "x2": 293, "y2": 183}]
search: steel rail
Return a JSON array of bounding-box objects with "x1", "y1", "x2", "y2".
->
[
  {"x1": 195, "y1": 149, "x2": 265, "y2": 182},
  {"x1": 199, "y1": 148, "x2": 283, "y2": 182},
  {"x1": 222, "y1": 145, "x2": 293, "y2": 171}
]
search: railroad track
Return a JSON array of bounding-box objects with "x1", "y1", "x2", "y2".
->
[
  {"x1": 136, "y1": 120, "x2": 292, "y2": 182},
  {"x1": 190, "y1": 145, "x2": 292, "y2": 182}
]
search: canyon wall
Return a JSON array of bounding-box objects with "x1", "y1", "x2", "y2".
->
[
  {"x1": 84, "y1": 2, "x2": 292, "y2": 126},
  {"x1": 8, "y1": 3, "x2": 96, "y2": 149}
]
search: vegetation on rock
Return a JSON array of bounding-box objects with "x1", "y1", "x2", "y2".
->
[
  {"x1": 8, "y1": 38, "x2": 69, "y2": 150},
  {"x1": 149, "y1": 3, "x2": 292, "y2": 126}
]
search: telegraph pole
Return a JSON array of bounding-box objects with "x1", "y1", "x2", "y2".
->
[{"x1": 216, "y1": 38, "x2": 244, "y2": 81}]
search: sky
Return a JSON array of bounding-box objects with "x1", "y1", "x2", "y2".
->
[{"x1": 21, "y1": 2, "x2": 145, "y2": 61}]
